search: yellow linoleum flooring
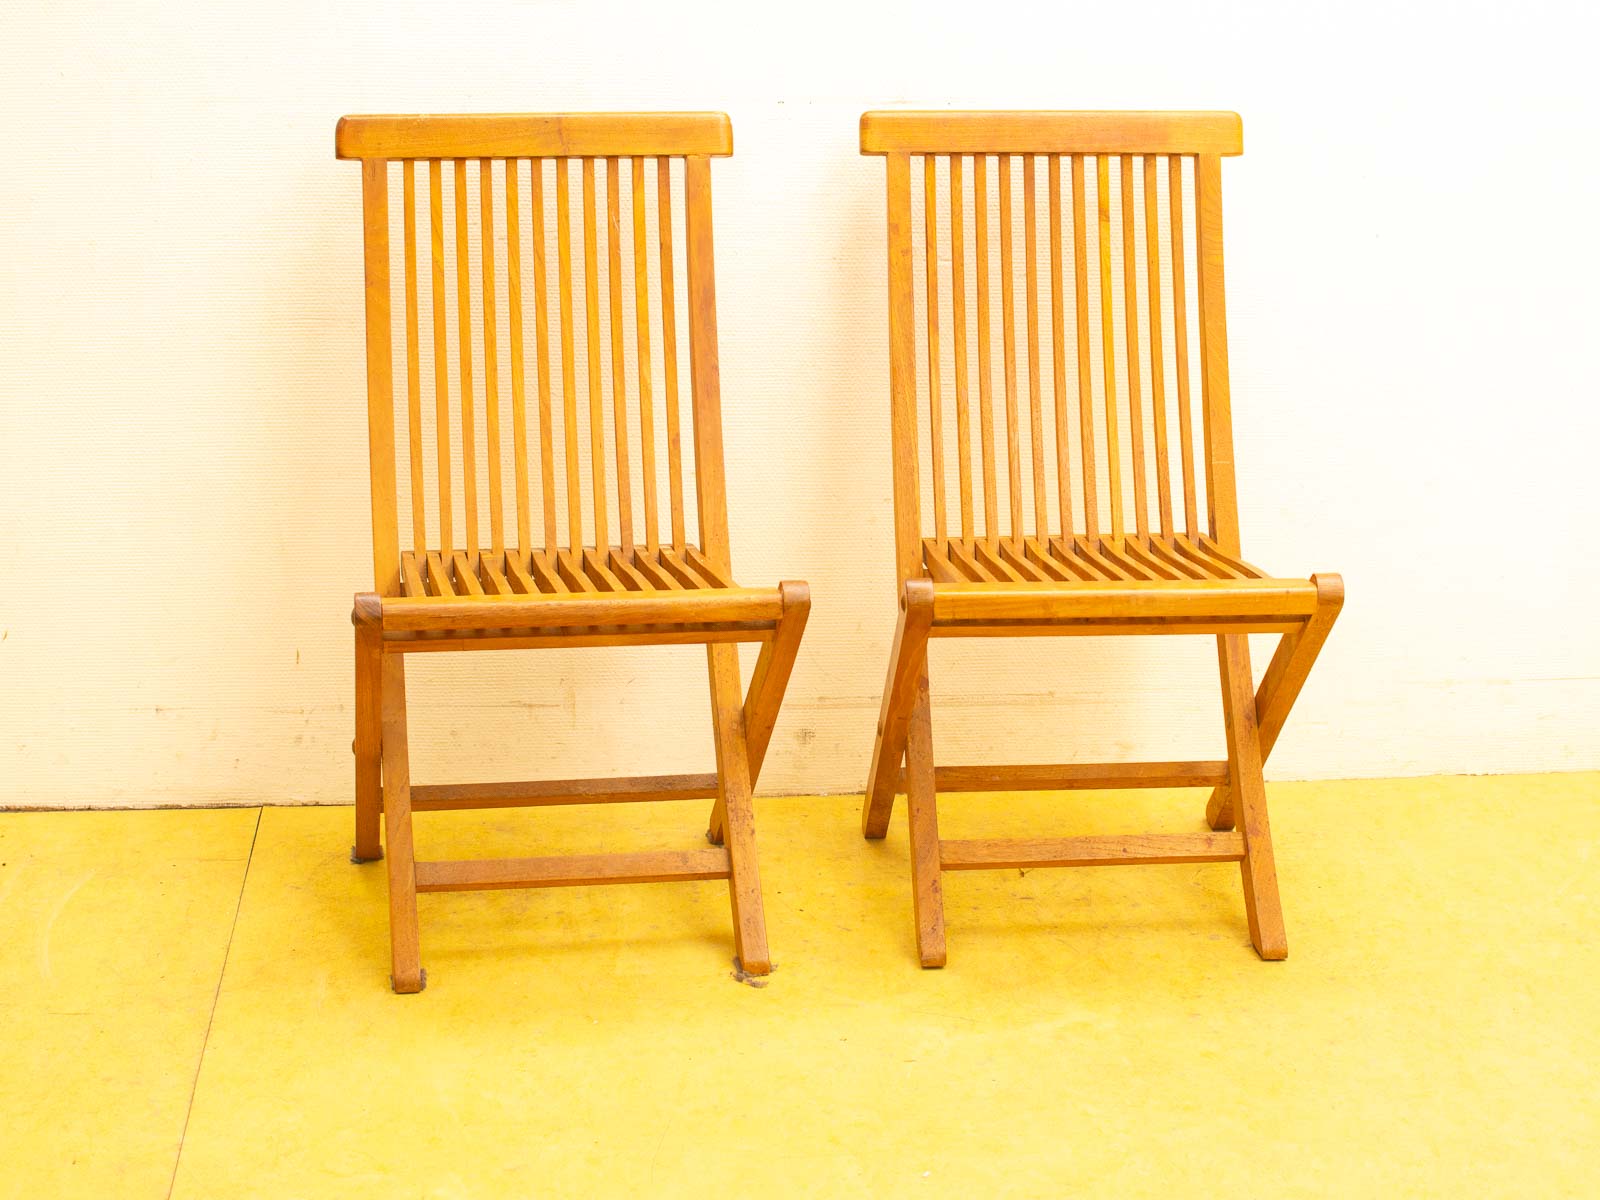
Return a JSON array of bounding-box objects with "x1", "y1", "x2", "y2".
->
[{"x1": 2, "y1": 775, "x2": 1596, "y2": 1197}]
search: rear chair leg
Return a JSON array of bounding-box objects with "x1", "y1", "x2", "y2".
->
[
  {"x1": 1205, "y1": 787, "x2": 1235, "y2": 832},
  {"x1": 1206, "y1": 574, "x2": 1344, "y2": 833},
  {"x1": 862, "y1": 580, "x2": 935, "y2": 838},
  {"x1": 707, "y1": 643, "x2": 771, "y2": 975},
  {"x1": 904, "y1": 669, "x2": 946, "y2": 968},
  {"x1": 1217, "y1": 634, "x2": 1287, "y2": 960},
  {"x1": 352, "y1": 595, "x2": 383, "y2": 862},
  {"x1": 380, "y1": 654, "x2": 425, "y2": 992},
  {"x1": 708, "y1": 581, "x2": 813, "y2": 847}
]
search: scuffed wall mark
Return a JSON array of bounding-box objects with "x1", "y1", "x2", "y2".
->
[
  {"x1": 38, "y1": 869, "x2": 94, "y2": 984},
  {"x1": 795, "y1": 728, "x2": 816, "y2": 746}
]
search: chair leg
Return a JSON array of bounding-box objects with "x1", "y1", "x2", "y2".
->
[
  {"x1": 706, "y1": 643, "x2": 771, "y2": 975},
  {"x1": 862, "y1": 580, "x2": 935, "y2": 839},
  {"x1": 904, "y1": 667, "x2": 947, "y2": 968},
  {"x1": 708, "y1": 580, "x2": 811, "y2": 846},
  {"x1": 379, "y1": 654, "x2": 425, "y2": 992},
  {"x1": 1217, "y1": 634, "x2": 1287, "y2": 960},
  {"x1": 352, "y1": 596, "x2": 383, "y2": 863},
  {"x1": 1207, "y1": 573, "x2": 1344, "y2": 832}
]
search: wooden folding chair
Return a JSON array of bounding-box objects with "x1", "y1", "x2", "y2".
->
[
  {"x1": 858, "y1": 111, "x2": 1343, "y2": 967},
  {"x1": 336, "y1": 113, "x2": 809, "y2": 992}
]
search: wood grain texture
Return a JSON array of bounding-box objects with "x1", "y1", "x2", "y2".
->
[
  {"x1": 941, "y1": 832, "x2": 1245, "y2": 870},
  {"x1": 339, "y1": 114, "x2": 805, "y2": 987},
  {"x1": 860, "y1": 111, "x2": 1242, "y2": 156},
  {"x1": 337, "y1": 112, "x2": 733, "y2": 159},
  {"x1": 857, "y1": 110, "x2": 1340, "y2": 969}
]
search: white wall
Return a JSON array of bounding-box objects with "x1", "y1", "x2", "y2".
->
[{"x1": 3, "y1": 0, "x2": 1597, "y2": 808}]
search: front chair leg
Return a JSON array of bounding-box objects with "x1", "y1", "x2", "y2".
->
[
  {"x1": 352, "y1": 594, "x2": 383, "y2": 862},
  {"x1": 706, "y1": 643, "x2": 771, "y2": 975},
  {"x1": 1217, "y1": 634, "x2": 1287, "y2": 960},
  {"x1": 904, "y1": 668, "x2": 946, "y2": 967},
  {"x1": 379, "y1": 654, "x2": 424, "y2": 992}
]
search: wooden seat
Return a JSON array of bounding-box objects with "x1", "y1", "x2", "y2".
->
[
  {"x1": 858, "y1": 111, "x2": 1343, "y2": 967},
  {"x1": 337, "y1": 112, "x2": 809, "y2": 991}
]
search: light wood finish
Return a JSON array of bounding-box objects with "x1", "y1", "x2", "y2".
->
[
  {"x1": 862, "y1": 581, "x2": 935, "y2": 836},
  {"x1": 415, "y1": 848, "x2": 730, "y2": 892},
  {"x1": 860, "y1": 110, "x2": 1243, "y2": 156},
  {"x1": 922, "y1": 760, "x2": 1230, "y2": 792},
  {"x1": 337, "y1": 112, "x2": 733, "y2": 160},
  {"x1": 341, "y1": 113, "x2": 807, "y2": 990},
  {"x1": 861, "y1": 111, "x2": 1342, "y2": 967},
  {"x1": 941, "y1": 832, "x2": 1245, "y2": 870},
  {"x1": 378, "y1": 655, "x2": 422, "y2": 993},
  {"x1": 412, "y1": 772, "x2": 719, "y2": 811},
  {"x1": 351, "y1": 598, "x2": 383, "y2": 862}
]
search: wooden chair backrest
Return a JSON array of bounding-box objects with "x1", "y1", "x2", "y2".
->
[
  {"x1": 338, "y1": 113, "x2": 735, "y2": 595},
  {"x1": 861, "y1": 111, "x2": 1247, "y2": 584}
]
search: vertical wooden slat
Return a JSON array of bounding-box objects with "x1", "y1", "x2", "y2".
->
[
  {"x1": 453, "y1": 160, "x2": 479, "y2": 560},
  {"x1": 1071, "y1": 155, "x2": 1099, "y2": 540},
  {"x1": 401, "y1": 160, "x2": 425, "y2": 555},
  {"x1": 505, "y1": 160, "x2": 531, "y2": 552},
  {"x1": 606, "y1": 158, "x2": 634, "y2": 551},
  {"x1": 1144, "y1": 154, "x2": 1174, "y2": 535},
  {"x1": 556, "y1": 158, "x2": 583, "y2": 548},
  {"x1": 360, "y1": 160, "x2": 399, "y2": 595},
  {"x1": 1120, "y1": 155, "x2": 1148, "y2": 539},
  {"x1": 530, "y1": 161, "x2": 557, "y2": 555},
  {"x1": 997, "y1": 154, "x2": 1022, "y2": 539},
  {"x1": 885, "y1": 153, "x2": 921, "y2": 582},
  {"x1": 1022, "y1": 156, "x2": 1047, "y2": 535},
  {"x1": 1095, "y1": 155, "x2": 1123, "y2": 539},
  {"x1": 1196, "y1": 153, "x2": 1240, "y2": 552},
  {"x1": 1048, "y1": 155, "x2": 1073, "y2": 535},
  {"x1": 592, "y1": 162, "x2": 627, "y2": 556},
  {"x1": 683, "y1": 156, "x2": 732, "y2": 570},
  {"x1": 973, "y1": 156, "x2": 998, "y2": 544},
  {"x1": 582, "y1": 158, "x2": 608, "y2": 549},
  {"x1": 1170, "y1": 155, "x2": 1200, "y2": 535},
  {"x1": 923, "y1": 155, "x2": 947, "y2": 549},
  {"x1": 428, "y1": 161, "x2": 453, "y2": 557},
  {"x1": 949, "y1": 155, "x2": 974, "y2": 542},
  {"x1": 632, "y1": 156, "x2": 659, "y2": 552},
  {"x1": 479, "y1": 160, "x2": 504, "y2": 555},
  {"x1": 658, "y1": 158, "x2": 686, "y2": 549}
]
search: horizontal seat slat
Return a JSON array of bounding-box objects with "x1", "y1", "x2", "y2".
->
[
  {"x1": 929, "y1": 579, "x2": 1320, "y2": 624},
  {"x1": 940, "y1": 833, "x2": 1246, "y2": 871},
  {"x1": 384, "y1": 626, "x2": 774, "y2": 653},
  {"x1": 381, "y1": 586, "x2": 783, "y2": 632},
  {"x1": 415, "y1": 848, "x2": 731, "y2": 892},
  {"x1": 931, "y1": 617, "x2": 1306, "y2": 638}
]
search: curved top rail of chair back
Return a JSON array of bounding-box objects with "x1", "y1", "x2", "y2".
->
[
  {"x1": 859, "y1": 110, "x2": 1241, "y2": 156},
  {"x1": 337, "y1": 112, "x2": 733, "y2": 160},
  {"x1": 340, "y1": 112, "x2": 736, "y2": 597}
]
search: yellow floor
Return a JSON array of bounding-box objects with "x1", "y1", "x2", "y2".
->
[{"x1": 1, "y1": 775, "x2": 1596, "y2": 1197}]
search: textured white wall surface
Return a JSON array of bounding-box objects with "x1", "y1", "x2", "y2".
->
[{"x1": 2, "y1": 1, "x2": 1597, "y2": 807}]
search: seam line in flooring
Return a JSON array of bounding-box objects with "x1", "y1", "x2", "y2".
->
[{"x1": 165, "y1": 806, "x2": 263, "y2": 1200}]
